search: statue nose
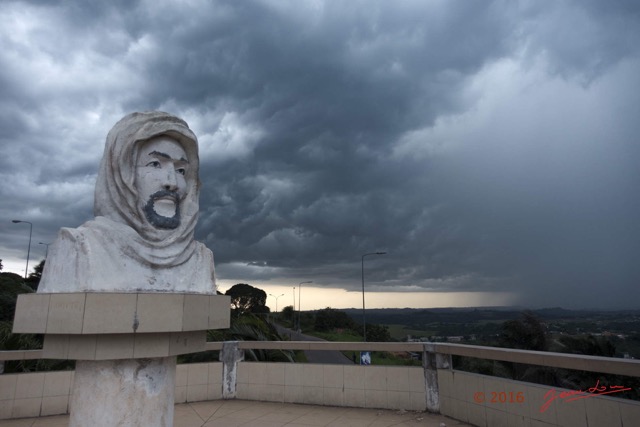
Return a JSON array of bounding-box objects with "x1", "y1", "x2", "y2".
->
[{"x1": 163, "y1": 169, "x2": 178, "y2": 191}]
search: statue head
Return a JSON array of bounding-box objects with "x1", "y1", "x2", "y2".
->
[{"x1": 95, "y1": 111, "x2": 200, "y2": 243}]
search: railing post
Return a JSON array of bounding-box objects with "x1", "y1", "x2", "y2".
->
[
  {"x1": 423, "y1": 343, "x2": 447, "y2": 413},
  {"x1": 220, "y1": 341, "x2": 244, "y2": 399}
]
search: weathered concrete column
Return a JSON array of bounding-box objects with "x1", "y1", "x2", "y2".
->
[
  {"x1": 220, "y1": 341, "x2": 244, "y2": 399},
  {"x1": 423, "y1": 343, "x2": 450, "y2": 413},
  {"x1": 70, "y1": 357, "x2": 176, "y2": 427}
]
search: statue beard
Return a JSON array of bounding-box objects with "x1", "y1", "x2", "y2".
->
[{"x1": 142, "y1": 190, "x2": 181, "y2": 230}]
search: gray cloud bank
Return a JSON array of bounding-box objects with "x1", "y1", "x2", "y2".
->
[{"x1": 1, "y1": 0, "x2": 639, "y2": 308}]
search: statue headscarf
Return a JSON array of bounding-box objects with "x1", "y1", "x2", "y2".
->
[{"x1": 93, "y1": 111, "x2": 201, "y2": 267}]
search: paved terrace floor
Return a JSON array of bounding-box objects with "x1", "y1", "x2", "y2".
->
[{"x1": 0, "y1": 400, "x2": 471, "y2": 427}]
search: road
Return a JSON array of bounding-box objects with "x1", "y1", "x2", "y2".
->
[{"x1": 274, "y1": 324, "x2": 355, "y2": 365}]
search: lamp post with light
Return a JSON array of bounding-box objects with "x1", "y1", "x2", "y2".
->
[
  {"x1": 269, "y1": 293, "x2": 285, "y2": 312},
  {"x1": 12, "y1": 220, "x2": 33, "y2": 280},
  {"x1": 361, "y1": 252, "x2": 386, "y2": 342}
]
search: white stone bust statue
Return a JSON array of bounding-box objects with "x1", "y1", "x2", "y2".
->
[{"x1": 39, "y1": 111, "x2": 216, "y2": 293}]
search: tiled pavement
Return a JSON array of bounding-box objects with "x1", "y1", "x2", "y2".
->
[{"x1": 0, "y1": 399, "x2": 471, "y2": 426}]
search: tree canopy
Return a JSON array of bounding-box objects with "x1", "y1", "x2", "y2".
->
[
  {"x1": 314, "y1": 307, "x2": 356, "y2": 332},
  {"x1": 281, "y1": 305, "x2": 295, "y2": 322},
  {"x1": 499, "y1": 311, "x2": 547, "y2": 351},
  {"x1": 0, "y1": 272, "x2": 33, "y2": 322},
  {"x1": 225, "y1": 283, "x2": 269, "y2": 315},
  {"x1": 25, "y1": 259, "x2": 45, "y2": 291}
]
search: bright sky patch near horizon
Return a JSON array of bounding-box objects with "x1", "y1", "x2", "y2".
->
[
  {"x1": 218, "y1": 281, "x2": 517, "y2": 312},
  {"x1": 1, "y1": 0, "x2": 639, "y2": 310}
]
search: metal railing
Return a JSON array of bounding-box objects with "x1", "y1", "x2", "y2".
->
[{"x1": 3, "y1": 341, "x2": 640, "y2": 377}]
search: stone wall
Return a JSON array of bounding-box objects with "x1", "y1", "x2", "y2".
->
[
  {"x1": 0, "y1": 370, "x2": 73, "y2": 419},
  {"x1": 235, "y1": 362, "x2": 426, "y2": 410},
  {"x1": 0, "y1": 362, "x2": 425, "y2": 419},
  {"x1": 3, "y1": 341, "x2": 640, "y2": 425},
  {"x1": 438, "y1": 370, "x2": 640, "y2": 427}
]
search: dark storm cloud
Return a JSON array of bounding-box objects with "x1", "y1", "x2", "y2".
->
[{"x1": 1, "y1": 0, "x2": 639, "y2": 308}]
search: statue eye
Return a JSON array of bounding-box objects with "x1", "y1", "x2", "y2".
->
[
  {"x1": 176, "y1": 168, "x2": 186, "y2": 176},
  {"x1": 146, "y1": 161, "x2": 161, "y2": 168}
]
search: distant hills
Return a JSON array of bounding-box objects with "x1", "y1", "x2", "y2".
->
[{"x1": 335, "y1": 306, "x2": 640, "y2": 326}]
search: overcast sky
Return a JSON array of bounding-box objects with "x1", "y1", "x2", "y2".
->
[{"x1": 1, "y1": 0, "x2": 638, "y2": 310}]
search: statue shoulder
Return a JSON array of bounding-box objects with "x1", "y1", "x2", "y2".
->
[
  {"x1": 38, "y1": 225, "x2": 92, "y2": 293},
  {"x1": 54, "y1": 222, "x2": 96, "y2": 247},
  {"x1": 193, "y1": 240, "x2": 214, "y2": 258},
  {"x1": 57, "y1": 226, "x2": 83, "y2": 241},
  {"x1": 48, "y1": 219, "x2": 110, "y2": 259}
]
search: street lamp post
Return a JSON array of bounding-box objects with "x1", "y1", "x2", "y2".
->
[
  {"x1": 39, "y1": 242, "x2": 51, "y2": 258},
  {"x1": 12, "y1": 220, "x2": 33, "y2": 280},
  {"x1": 361, "y1": 252, "x2": 386, "y2": 342},
  {"x1": 269, "y1": 293, "x2": 285, "y2": 312},
  {"x1": 297, "y1": 281, "x2": 312, "y2": 331},
  {"x1": 292, "y1": 287, "x2": 296, "y2": 333}
]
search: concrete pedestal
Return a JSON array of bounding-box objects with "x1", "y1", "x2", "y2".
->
[
  {"x1": 13, "y1": 293, "x2": 231, "y2": 427},
  {"x1": 70, "y1": 357, "x2": 176, "y2": 427}
]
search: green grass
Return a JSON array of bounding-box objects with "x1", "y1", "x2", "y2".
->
[
  {"x1": 371, "y1": 352, "x2": 421, "y2": 366},
  {"x1": 385, "y1": 324, "x2": 435, "y2": 340}
]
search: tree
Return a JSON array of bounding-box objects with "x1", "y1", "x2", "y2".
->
[
  {"x1": 0, "y1": 259, "x2": 3, "y2": 271},
  {"x1": 356, "y1": 323, "x2": 392, "y2": 342},
  {"x1": 25, "y1": 259, "x2": 45, "y2": 291},
  {"x1": 0, "y1": 270, "x2": 76, "y2": 373},
  {"x1": 281, "y1": 305, "x2": 295, "y2": 324},
  {"x1": 558, "y1": 334, "x2": 615, "y2": 358},
  {"x1": 314, "y1": 307, "x2": 356, "y2": 332},
  {"x1": 499, "y1": 311, "x2": 547, "y2": 351},
  {"x1": 223, "y1": 314, "x2": 293, "y2": 362},
  {"x1": 182, "y1": 312, "x2": 294, "y2": 364},
  {"x1": 497, "y1": 311, "x2": 553, "y2": 383},
  {"x1": 0, "y1": 272, "x2": 33, "y2": 322},
  {"x1": 225, "y1": 283, "x2": 269, "y2": 315}
]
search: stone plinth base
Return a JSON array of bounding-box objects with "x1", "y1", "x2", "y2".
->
[
  {"x1": 70, "y1": 357, "x2": 176, "y2": 427},
  {"x1": 13, "y1": 293, "x2": 230, "y2": 335},
  {"x1": 43, "y1": 331, "x2": 206, "y2": 360},
  {"x1": 11, "y1": 292, "x2": 230, "y2": 427},
  {"x1": 12, "y1": 293, "x2": 230, "y2": 360}
]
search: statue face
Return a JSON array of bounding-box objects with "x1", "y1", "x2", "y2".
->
[{"x1": 136, "y1": 136, "x2": 189, "y2": 229}]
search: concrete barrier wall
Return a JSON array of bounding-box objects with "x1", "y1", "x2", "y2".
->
[
  {"x1": 174, "y1": 362, "x2": 224, "y2": 404},
  {"x1": 235, "y1": 362, "x2": 426, "y2": 411},
  {"x1": 438, "y1": 370, "x2": 640, "y2": 427},
  {"x1": 0, "y1": 362, "x2": 425, "y2": 419},
  {"x1": 5, "y1": 363, "x2": 640, "y2": 425},
  {"x1": 3, "y1": 342, "x2": 640, "y2": 423},
  {"x1": 0, "y1": 363, "x2": 224, "y2": 419},
  {"x1": 0, "y1": 370, "x2": 73, "y2": 419}
]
